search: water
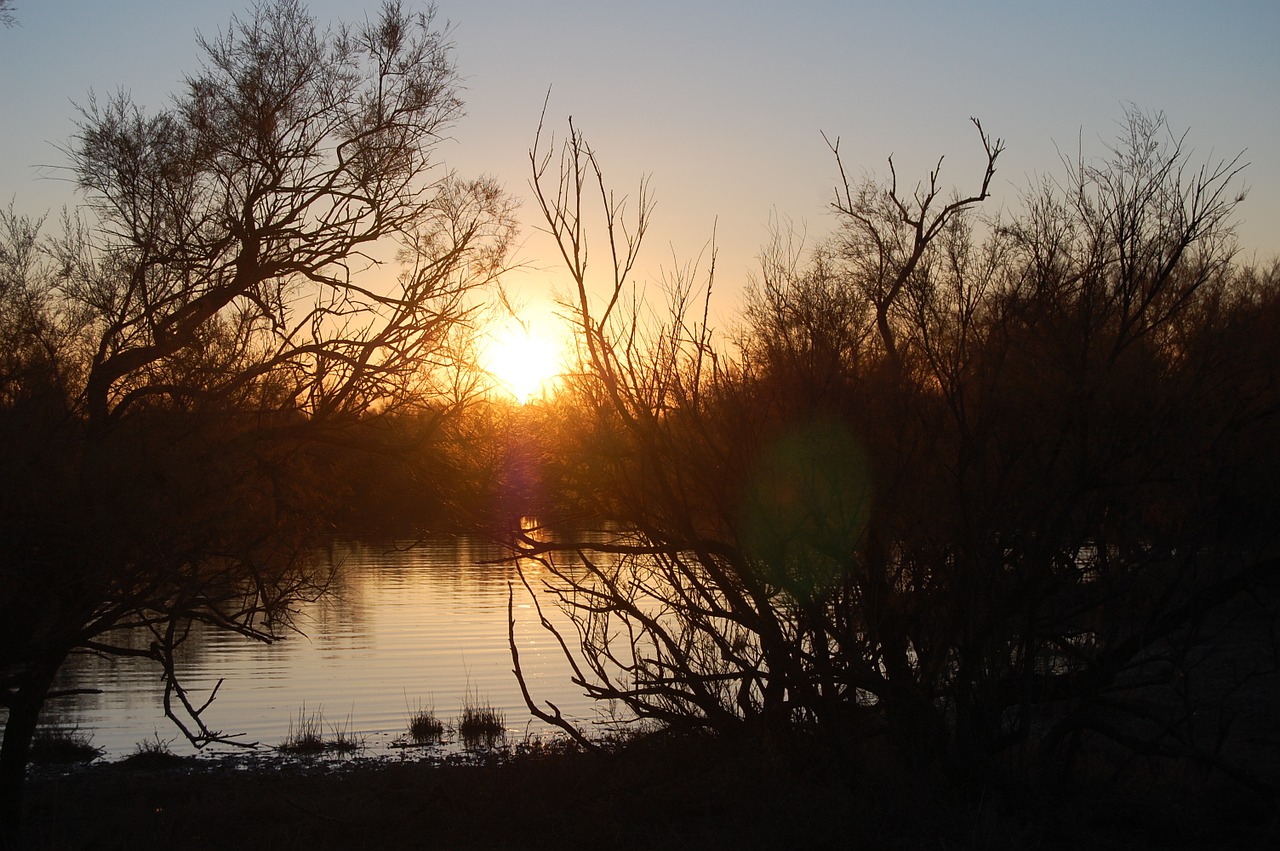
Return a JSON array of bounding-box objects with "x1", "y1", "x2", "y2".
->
[{"x1": 32, "y1": 536, "x2": 605, "y2": 760}]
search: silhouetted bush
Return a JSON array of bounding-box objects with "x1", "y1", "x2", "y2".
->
[{"x1": 511, "y1": 107, "x2": 1279, "y2": 801}]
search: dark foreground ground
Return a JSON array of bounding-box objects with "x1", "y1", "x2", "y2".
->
[{"x1": 20, "y1": 732, "x2": 1280, "y2": 851}]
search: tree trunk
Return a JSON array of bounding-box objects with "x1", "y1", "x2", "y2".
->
[{"x1": 0, "y1": 656, "x2": 62, "y2": 850}]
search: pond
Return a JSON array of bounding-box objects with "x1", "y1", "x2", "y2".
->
[{"x1": 33, "y1": 536, "x2": 607, "y2": 761}]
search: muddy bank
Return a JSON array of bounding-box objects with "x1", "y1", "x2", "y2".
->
[{"x1": 21, "y1": 735, "x2": 1280, "y2": 851}]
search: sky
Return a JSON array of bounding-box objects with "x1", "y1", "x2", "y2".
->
[{"x1": 2, "y1": 0, "x2": 1277, "y2": 331}]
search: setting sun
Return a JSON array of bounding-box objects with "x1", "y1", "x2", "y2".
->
[{"x1": 483, "y1": 320, "x2": 564, "y2": 403}]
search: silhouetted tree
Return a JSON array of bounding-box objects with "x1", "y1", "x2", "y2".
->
[
  {"x1": 510, "y1": 108, "x2": 1277, "y2": 798},
  {"x1": 0, "y1": 1, "x2": 511, "y2": 840}
]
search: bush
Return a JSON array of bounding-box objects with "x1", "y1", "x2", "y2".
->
[{"x1": 28, "y1": 727, "x2": 101, "y2": 765}]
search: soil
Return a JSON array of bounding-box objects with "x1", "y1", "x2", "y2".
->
[{"x1": 19, "y1": 732, "x2": 1280, "y2": 851}]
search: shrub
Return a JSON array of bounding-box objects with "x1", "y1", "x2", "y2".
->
[{"x1": 28, "y1": 727, "x2": 101, "y2": 765}]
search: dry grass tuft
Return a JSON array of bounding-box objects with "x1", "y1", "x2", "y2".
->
[
  {"x1": 279, "y1": 705, "x2": 363, "y2": 755},
  {"x1": 457, "y1": 693, "x2": 505, "y2": 748},
  {"x1": 407, "y1": 702, "x2": 445, "y2": 745},
  {"x1": 28, "y1": 727, "x2": 101, "y2": 765},
  {"x1": 130, "y1": 732, "x2": 174, "y2": 758}
]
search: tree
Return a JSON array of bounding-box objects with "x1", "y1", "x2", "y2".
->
[
  {"x1": 0, "y1": 1, "x2": 511, "y2": 840},
  {"x1": 510, "y1": 107, "x2": 1277, "y2": 798}
]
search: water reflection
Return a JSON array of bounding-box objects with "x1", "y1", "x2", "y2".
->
[{"x1": 34, "y1": 536, "x2": 596, "y2": 760}]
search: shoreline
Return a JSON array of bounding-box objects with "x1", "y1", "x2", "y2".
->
[{"x1": 23, "y1": 734, "x2": 1280, "y2": 850}]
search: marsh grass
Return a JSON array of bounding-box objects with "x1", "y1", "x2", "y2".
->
[
  {"x1": 28, "y1": 727, "x2": 102, "y2": 765},
  {"x1": 280, "y1": 705, "x2": 326, "y2": 754},
  {"x1": 131, "y1": 732, "x2": 173, "y2": 757},
  {"x1": 133, "y1": 731, "x2": 174, "y2": 757},
  {"x1": 120, "y1": 732, "x2": 186, "y2": 769},
  {"x1": 457, "y1": 692, "x2": 505, "y2": 748},
  {"x1": 279, "y1": 705, "x2": 363, "y2": 755},
  {"x1": 406, "y1": 699, "x2": 445, "y2": 745},
  {"x1": 327, "y1": 711, "x2": 363, "y2": 754},
  {"x1": 24, "y1": 721, "x2": 1280, "y2": 850}
]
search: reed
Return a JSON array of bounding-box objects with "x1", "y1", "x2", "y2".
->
[
  {"x1": 278, "y1": 705, "x2": 362, "y2": 754},
  {"x1": 407, "y1": 701, "x2": 445, "y2": 745},
  {"x1": 457, "y1": 692, "x2": 505, "y2": 748}
]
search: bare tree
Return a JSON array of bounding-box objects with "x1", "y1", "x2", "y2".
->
[
  {"x1": 510, "y1": 107, "x2": 1276, "y2": 799},
  {"x1": 0, "y1": 1, "x2": 511, "y2": 840},
  {"x1": 824, "y1": 119, "x2": 1002, "y2": 366}
]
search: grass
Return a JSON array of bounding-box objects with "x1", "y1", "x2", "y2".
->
[
  {"x1": 28, "y1": 726, "x2": 102, "y2": 765},
  {"x1": 327, "y1": 711, "x2": 363, "y2": 754},
  {"x1": 119, "y1": 732, "x2": 187, "y2": 769},
  {"x1": 22, "y1": 723, "x2": 1280, "y2": 850},
  {"x1": 278, "y1": 705, "x2": 363, "y2": 755},
  {"x1": 279, "y1": 705, "x2": 326, "y2": 754},
  {"x1": 130, "y1": 732, "x2": 174, "y2": 758},
  {"x1": 456, "y1": 693, "x2": 505, "y2": 748},
  {"x1": 406, "y1": 700, "x2": 445, "y2": 745}
]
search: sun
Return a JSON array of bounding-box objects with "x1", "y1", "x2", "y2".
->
[{"x1": 483, "y1": 320, "x2": 564, "y2": 403}]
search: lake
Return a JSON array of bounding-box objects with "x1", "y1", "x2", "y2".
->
[{"x1": 34, "y1": 535, "x2": 606, "y2": 760}]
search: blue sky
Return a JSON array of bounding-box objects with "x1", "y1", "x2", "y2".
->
[{"x1": 2, "y1": 0, "x2": 1277, "y2": 325}]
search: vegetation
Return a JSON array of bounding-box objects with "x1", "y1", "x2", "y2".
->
[
  {"x1": 456, "y1": 695, "x2": 505, "y2": 748},
  {"x1": 279, "y1": 706, "x2": 362, "y2": 755},
  {"x1": 0, "y1": 0, "x2": 510, "y2": 840},
  {"x1": 509, "y1": 106, "x2": 1279, "y2": 806},
  {"x1": 406, "y1": 700, "x2": 445, "y2": 745},
  {"x1": 116, "y1": 733, "x2": 190, "y2": 770},
  {"x1": 26, "y1": 727, "x2": 101, "y2": 766},
  {"x1": 279, "y1": 706, "x2": 327, "y2": 755},
  {"x1": 20, "y1": 731, "x2": 1279, "y2": 849},
  {"x1": 1, "y1": 0, "x2": 1277, "y2": 846},
  {"x1": 130, "y1": 733, "x2": 173, "y2": 759}
]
